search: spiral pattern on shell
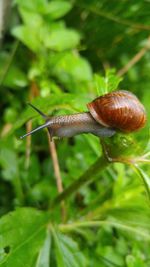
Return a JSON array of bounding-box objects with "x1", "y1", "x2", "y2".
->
[{"x1": 87, "y1": 90, "x2": 146, "y2": 133}]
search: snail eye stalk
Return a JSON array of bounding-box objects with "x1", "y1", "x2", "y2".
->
[
  {"x1": 27, "y1": 103, "x2": 47, "y2": 118},
  {"x1": 20, "y1": 103, "x2": 49, "y2": 139},
  {"x1": 20, "y1": 123, "x2": 50, "y2": 139}
]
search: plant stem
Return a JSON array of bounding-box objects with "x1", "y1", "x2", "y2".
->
[
  {"x1": 13, "y1": 176, "x2": 24, "y2": 205},
  {"x1": 75, "y1": 3, "x2": 150, "y2": 31},
  {"x1": 117, "y1": 35, "x2": 150, "y2": 77},
  {"x1": 25, "y1": 81, "x2": 39, "y2": 169},
  {"x1": 59, "y1": 220, "x2": 150, "y2": 240},
  {"x1": 51, "y1": 156, "x2": 110, "y2": 208},
  {"x1": 132, "y1": 164, "x2": 150, "y2": 203},
  {"x1": 25, "y1": 120, "x2": 32, "y2": 169},
  {"x1": 0, "y1": 40, "x2": 19, "y2": 86},
  {"x1": 47, "y1": 133, "x2": 66, "y2": 221}
]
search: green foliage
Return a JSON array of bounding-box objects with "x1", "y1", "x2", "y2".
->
[
  {"x1": 94, "y1": 69, "x2": 122, "y2": 95},
  {"x1": 0, "y1": 0, "x2": 150, "y2": 266},
  {"x1": 52, "y1": 229, "x2": 86, "y2": 267},
  {"x1": 0, "y1": 208, "x2": 48, "y2": 266},
  {"x1": 14, "y1": 0, "x2": 72, "y2": 18}
]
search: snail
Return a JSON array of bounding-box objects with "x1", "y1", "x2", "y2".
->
[{"x1": 20, "y1": 90, "x2": 146, "y2": 140}]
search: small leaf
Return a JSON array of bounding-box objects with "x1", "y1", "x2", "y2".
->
[
  {"x1": 19, "y1": 8, "x2": 43, "y2": 27},
  {"x1": 45, "y1": 29, "x2": 80, "y2": 51},
  {"x1": 46, "y1": 1, "x2": 73, "y2": 19},
  {"x1": 105, "y1": 69, "x2": 122, "y2": 92},
  {"x1": 0, "y1": 148, "x2": 18, "y2": 181},
  {"x1": 93, "y1": 69, "x2": 122, "y2": 96},
  {"x1": 36, "y1": 229, "x2": 51, "y2": 267},
  {"x1": 61, "y1": 216, "x2": 150, "y2": 240},
  {"x1": 14, "y1": 0, "x2": 48, "y2": 13},
  {"x1": 0, "y1": 53, "x2": 28, "y2": 88},
  {"x1": 52, "y1": 227, "x2": 86, "y2": 267},
  {"x1": 14, "y1": 0, "x2": 72, "y2": 17},
  {"x1": 126, "y1": 255, "x2": 136, "y2": 267},
  {"x1": 132, "y1": 164, "x2": 150, "y2": 201},
  {"x1": 53, "y1": 52, "x2": 93, "y2": 82},
  {"x1": 12, "y1": 25, "x2": 41, "y2": 52},
  {"x1": 94, "y1": 74, "x2": 107, "y2": 96},
  {"x1": 126, "y1": 254, "x2": 147, "y2": 267},
  {"x1": 107, "y1": 218, "x2": 150, "y2": 240}
]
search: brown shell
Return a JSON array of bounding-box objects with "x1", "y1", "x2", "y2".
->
[{"x1": 87, "y1": 90, "x2": 146, "y2": 133}]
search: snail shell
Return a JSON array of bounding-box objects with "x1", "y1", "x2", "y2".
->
[{"x1": 87, "y1": 90, "x2": 146, "y2": 133}]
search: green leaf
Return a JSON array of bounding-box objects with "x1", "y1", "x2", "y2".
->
[
  {"x1": 45, "y1": 1, "x2": 73, "y2": 19},
  {"x1": 132, "y1": 164, "x2": 150, "y2": 202},
  {"x1": 126, "y1": 255, "x2": 137, "y2": 267},
  {"x1": 0, "y1": 53, "x2": 28, "y2": 88},
  {"x1": 12, "y1": 11, "x2": 46, "y2": 52},
  {"x1": 0, "y1": 148, "x2": 18, "y2": 181},
  {"x1": 53, "y1": 52, "x2": 93, "y2": 82},
  {"x1": 36, "y1": 230, "x2": 51, "y2": 267},
  {"x1": 14, "y1": 0, "x2": 48, "y2": 13},
  {"x1": 1, "y1": 66, "x2": 28, "y2": 88},
  {"x1": 19, "y1": 8, "x2": 43, "y2": 27},
  {"x1": 12, "y1": 25, "x2": 41, "y2": 52},
  {"x1": 106, "y1": 218, "x2": 150, "y2": 240},
  {"x1": 14, "y1": 0, "x2": 72, "y2": 17},
  {"x1": 52, "y1": 228, "x2": 86, "y2": 267},
  {"x1": 105, "y1": 69, "x2": 123, "y2": 92},
  {"x1": 94, "y1": 69, "x2": 122, "y2": 95},
  {"x1": 45, "y1": 29, "x2": 80, "y2": 51},
  {"x1": 94, "y1": 74, "x2": 108, "y2": 96},
  {"x1": 126, "y1": 254, "x2": 147, "y2": 267},
  {"x1": 0, "y1": 208, "x2": 48, "y2": 267},
  {"x1": 60, "y1": 215, "x2": 150, "y2": 240}
]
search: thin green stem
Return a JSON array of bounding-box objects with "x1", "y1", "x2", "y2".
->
[
  {"x1": 0, "y1": 40, "x2": 19, "y2": 87},
  {"x1": 59, "y1": 220, "x2": 150, "y2": 239},
  {"x1": 51, "y1": 156, "x2": 110, "y2": 208},
  {"x1": 13, "y1": 176, "x2": 24, "y2": 205},
  {"x1": 132, "y1": 164, "x2": 150, "y2": 202},
  {"x1": 75, "y1": 3, "x2": 150, "y2": 31}
]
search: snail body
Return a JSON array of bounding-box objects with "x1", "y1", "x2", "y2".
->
[
  {"x1": 46, "y1": 112, "x2": 116, "y2": 138},
  {"x1": 20, "y1": 90, "x2": 146, "y2": 140}
]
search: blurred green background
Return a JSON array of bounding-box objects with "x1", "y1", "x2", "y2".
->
[{"x1": 0, "y1": 1, "x2": 150, "y2": 266}]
